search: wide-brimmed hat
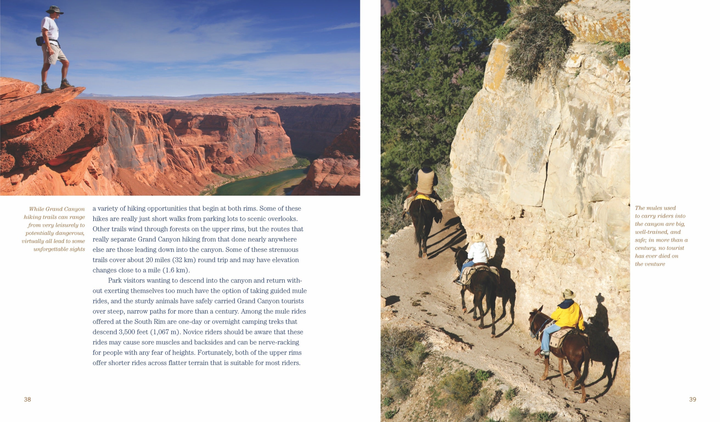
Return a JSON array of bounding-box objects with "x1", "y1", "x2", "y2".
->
[
  {"x1": 562, "y1": 289, "x2": 575, "y2": 300},
  {"x1": 471, "y1": 233, "x2": 484, "y2": 242},
  {"x1": 47, "y1": 5, "x2": 64, "y2": 14}
]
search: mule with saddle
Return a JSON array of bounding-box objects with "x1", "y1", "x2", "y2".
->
[
  {"x1": 453, "y1": 247, "x2": 501, "y2": 337},
  {"x1": 404, "y1": 193, "x2": 442, "y2": 258},
  {"x1": 529, "y1": 306, "x2": 590, "y2": 403}
]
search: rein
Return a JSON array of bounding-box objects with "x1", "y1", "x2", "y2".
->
[{"x1": 529, "y1": 312, "x2": 552, "y2": 339}]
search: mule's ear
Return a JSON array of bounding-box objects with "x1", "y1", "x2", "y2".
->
[
  {"x1": 538, "y1": 305, "x2": 543, "y2": 312},
  {"x1": 450, "y1": 246, "x2": 458, "y2": 252}
]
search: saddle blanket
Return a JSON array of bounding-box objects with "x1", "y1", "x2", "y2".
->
[
  {"x1": 548, "y1": 327, "x2": 573, "y2": 348},
  {"x1": 402, "y1": 193, "x2": 442, "y2": 212},
  {"x1": 459, "y1": 264, "x2": 500, "y2": 286}
]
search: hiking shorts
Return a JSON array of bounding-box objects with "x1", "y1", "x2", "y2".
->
[{"x1": 42, "y1": 43, "x2": 67, "y2": 66}]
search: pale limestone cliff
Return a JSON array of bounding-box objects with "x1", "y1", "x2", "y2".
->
[{"x1": 449, "y1": 0, "x2": 630, "y2": 379}]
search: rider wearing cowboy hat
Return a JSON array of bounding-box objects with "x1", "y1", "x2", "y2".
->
[
  {"x1": 454, "y1": 233, "x2": 491, "y2": 285},
  {"x1": 540, "y1": 289, "x2": 585, "y2": 356}
]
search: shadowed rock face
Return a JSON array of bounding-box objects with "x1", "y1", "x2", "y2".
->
[
  {"x1": 1, "y1": 85, "x2": 86, "y2": 126},
  {"x1": 292, "y1": 116, "x2": 360, "y2": 195},
  {"x1": 3, "y1": 100, "x2": 109, "y2": 170},
  {"x1": 274, "y1": 104, "x2": 360, "y2": 157}
]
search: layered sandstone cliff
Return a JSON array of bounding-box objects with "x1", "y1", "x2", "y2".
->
[
  {"x1": 1, "y1": 79, "x2": 297, "y2": 195},
  {"x1": 161, "y1": 106, "x2": 294, "y2": 175},
  {"x1": 0, "y1": 78, "x2": 117, "y2": 195},
  {"x1": 449, "y1": 0, "x2": 630, "y2": 388},
  {"x1": 292, "y1": 116, "x2": 360, "y2": 195}
]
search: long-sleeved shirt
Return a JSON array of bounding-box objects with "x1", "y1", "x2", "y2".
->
[
  {"x1": 467, "y1": 241, "x2": 490, "y2": 264},
  {"x1": 550, "y1": 299, "x2": 585, "y2": 330}
]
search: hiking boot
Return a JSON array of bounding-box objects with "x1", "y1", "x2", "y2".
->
[
  {"x1": 60, "y1": 79, "x2": 74, "y2": 89},
  {"x1": 41, "y1": 83, "x2": 55, "y2": 94},
  {"x1": 540, "y1": 350, "x2": 550, "y2": 357}
]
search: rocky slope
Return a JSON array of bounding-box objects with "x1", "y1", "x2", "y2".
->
[
  {"x1": 381, "y1": 203, "x2": 630, "y2": 422},
  {"x1": 449, "y1": 0, "x2": 630, "y2": 387},
  {"x1": 292, "y1": 116, "x2": 360, "y2": 195},
  {"x1": 0, "y1": 78, "x2": 299, "y2": 195}
]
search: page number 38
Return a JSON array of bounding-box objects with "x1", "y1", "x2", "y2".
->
[
  {"x1": 24, "y1": 397, "x2": 31, "y2": 402},
  {"x1": 690, "y1": 397, "x2": 697, "y2": 402}
]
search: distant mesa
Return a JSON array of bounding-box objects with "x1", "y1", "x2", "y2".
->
[{"x1": 0, "y1": 77, "x2": 359, "y2": 195}]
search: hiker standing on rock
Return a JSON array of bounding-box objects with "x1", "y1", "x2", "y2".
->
[{"x1": 40, "y1": 5, "x2": 74, "y2": 93}]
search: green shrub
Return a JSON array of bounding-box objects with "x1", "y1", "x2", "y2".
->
[
  {"x1": 507, "y1": 0, "x2": 574, "y2": 83},
  {"x1": 473, "y1": 388, "x2": 495, "y2": 416},
  {"x1": 614, "y1": 42, "x2": 630, "y2": 58},
  {"x1": 495, "y1": 24, "x2": 514, "y2": 40},
  {"x1": 506, "y1": 407, "x2": 557, "y2": 422},
  {"x1": 292, "y1": 157, "x2": 311, "y2": 168},
  {"x1": 508, "y1": 406, "x2": 529, "y2": 422},
  {"x1": 382, "y1": 396, "x2": 394, "y2": 407},
  {"x1": 384, "y1": 408, "x2": 399, "y2": 419},
  {"x1": 433, "y1": 162, "x2": 453, "y2": 202},
  {"x1": 438, "y1": 369, "x2": 479, "y2": 405},
  {"x1": 475, "y1": 369, "x2": 493, "y2": 383},
  {"x1": 533, "y1": 411, "x2": 557, "y2": 422},
  {"x1": 381, "y1": 327, "x2": 426, "y2": 400},
  {"x1": 381, "y1": 326, "x2": 425, "y2": 373},
  {"x1": 504, "y1": 386, "x2": 518, "y2": 401},
  {"x1": 381, "y1": 194, "x2": 409, "y2": 241}
]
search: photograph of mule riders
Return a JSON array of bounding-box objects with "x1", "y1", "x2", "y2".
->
[
  {"x1": 381, "y1": 0, "x2": 628, "y2": 418},
  {"x1": 39, "y1": 5, "x2": 74, "y2": 93}
]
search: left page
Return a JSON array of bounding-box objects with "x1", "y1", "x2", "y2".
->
[{"x1": 0, "y1": 0, "x2": 379, "y2": 420}]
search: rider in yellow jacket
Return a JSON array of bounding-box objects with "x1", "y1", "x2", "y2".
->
[{"x1": 541, "y1": 289, "x2": 584, "y2": 356}]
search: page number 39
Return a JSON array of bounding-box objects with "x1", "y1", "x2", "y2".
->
[{"x1": 690, "y1": 397, "x2": 697, "y2": 402}]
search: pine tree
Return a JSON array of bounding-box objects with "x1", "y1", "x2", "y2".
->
[{"x1": 381, "y1": 0, "x2": 508, "y2": 198}]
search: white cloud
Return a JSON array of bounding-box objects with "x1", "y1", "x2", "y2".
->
[
  {"x1": 222, "y1": 51, "x2": 359, "y2": 74},
  {"x1": 321, "y1": 22, "x2": 360, "y2": 31}
]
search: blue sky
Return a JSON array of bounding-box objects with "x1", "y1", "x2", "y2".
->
[{"x1": 1, "y1": 0, "x2": 359, "y2": 96}]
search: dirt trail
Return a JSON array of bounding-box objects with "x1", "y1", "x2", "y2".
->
[{"x1": 381, "y1": 202, "x2": 630, "y2": 422}]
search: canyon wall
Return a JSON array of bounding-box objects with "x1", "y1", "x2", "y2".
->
[
  {"x1": 274, "y1": 104, "x2": 360, "y2": 157},
  {"x1": 1, "y1": 80, "x2": 297, "y2": 195},
  {"x1": 293, "y1": 116, "x2": 360, "y2": 195},
  {"x1": 449, "y1": 0, "x2": 630, "y2": 390}
]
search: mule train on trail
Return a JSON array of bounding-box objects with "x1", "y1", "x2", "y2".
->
[{"x1": 529, "y1": 306, "x2": 590, "y2": 403}]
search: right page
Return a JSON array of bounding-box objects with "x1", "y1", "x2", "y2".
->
[{"x1": 380, "y1": 1, "x2": 714, "y2": 420}]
